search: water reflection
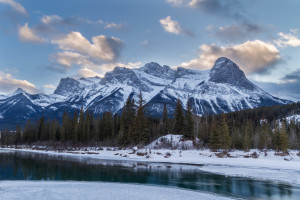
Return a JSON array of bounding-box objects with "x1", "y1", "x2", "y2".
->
[{"x1": 0, "y1": 150, "x2": 299, "y2": 199}]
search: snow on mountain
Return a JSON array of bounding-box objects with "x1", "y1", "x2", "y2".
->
[
  {"x1": 0, "y1": 57, "x2": 293, "y2": 127},
  {"x1": 285, "y1": 115, "x2": 300, "y2": 124}
]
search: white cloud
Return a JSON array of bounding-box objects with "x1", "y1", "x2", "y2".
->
[
  {"x1": 52, "y1": 31, "x2": 123, "y2": 61},
  {"x1": 104, "y1": 23, "x2": 124, "y2": 30},
  {"x1": 0, "y1": 0, "x2": 26, "y2": 15},
  {"x1": 52, "y1": 51, "x2": 97, "y2": 69},
  {"x1": 77, "y1": 67, "x2": 102, "y2": 78},
  {"x1": 180, "y1": 40, "x2": 280, "y2": 74},
  {"x1": 274, "y1": 30, "x2": 300, "y2": 47},
  {"x1": 0, "y1": 71, "x2": 37, "y2": 94},
  {"x1": 41, "y1": 15, "x2": 62, "y2": 25},
  {"x1": 159, "y1": 16, "x2": 183, "y2": 35},
  {"x1": 166, "y1": 0, "x2": 188, "y2": 6},
  {"x1": 43, "y1": 84, "x2": 56, "y2": 89},
  {"x1": 18, "y1": 23, "x2": 46, "y2": 43}
]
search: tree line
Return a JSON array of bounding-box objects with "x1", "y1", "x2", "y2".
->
[
  {"x1": 1, "y1": 93, "x2": 300, "y2": 152},
  {"x1": 0, "y1": 92, "x2": 194, "y2": 147}
]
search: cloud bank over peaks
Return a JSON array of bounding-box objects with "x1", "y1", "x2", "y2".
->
[
  {"x1": 180, "y1": 40, "x2": 280, "y2": 74},
  {"x1": 0, "y1": 71, "x2": 37, "y2": 94}
]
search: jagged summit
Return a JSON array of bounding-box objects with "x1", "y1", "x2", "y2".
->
[
  {"x1": 13, "y1": 88, "x2": 27, "y2": 95},
  {"x1": 209, "y1": 57, "x2": 255, "y2": 90},
  {"x1": 54, "y1": 77, "x2": 80, "y2": 96},
  {"x1": 140, "y1": 62, "x2": 175, "y2": 79}
]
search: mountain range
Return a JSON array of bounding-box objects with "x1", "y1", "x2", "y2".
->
[{"x1": 0, "y1": 57, "x2": 292, "y2": 128}]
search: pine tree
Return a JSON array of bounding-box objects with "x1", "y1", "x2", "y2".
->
[
  {"x1": 184, "y1": 100, "x2": 194, "y2": 139},
  {"x1": 78, "y1": 107, "x2": 85, "y2": 143},
  {"x1": 162, "y1": 103, "x2": 169, "y2": 134},
  {"x1": 37, "y1": 116, "x2": 45, "y2": 141},
  {"x1": 279, "y1": 121, "x2": 289, "y2": 152},
  {"x1": 259, "y1": 120, "x2": 270, "y2": 150},
  {"x1": 85, "y1": 111, "x2": 91, "y2": 143},
  {"x1": 61, "y1": 111, "x2": 71, "y2": 142},
  {"x1": 72, "y1": 111, "x2": 78, "y2": 143},
  {"x1": 209, "y1": 120, "x2": 222, "y2": 150},
  {"x1": 273, "y1": 122, "x2": 281, "y2": 151},
  {"x1": 220, "y1": 114, "x2": 231, "y2": 150},
  {"x1": 243, "y1": 122, "x2": 250, "y2": 151},
  {"x1": 133, "y1": 91, "x2": 149, "y2": 145},
  {"x1": 15, "y1": 125, "x2": 21, "y2": 144},
  {"x1": 174, "y1": 99, "x2": 185, "y2": 135},
  {"x1": 118, "y1": 96, "x2": 136, "y2": 144}
]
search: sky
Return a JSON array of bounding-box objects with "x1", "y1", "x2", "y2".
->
[{"x1": 1, "y1": 0, "x2": 300, "y2": 94}]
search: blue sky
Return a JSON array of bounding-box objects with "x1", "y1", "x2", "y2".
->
[{"x1": 0, "y1": 0, "x2": 300, "y2": 94}]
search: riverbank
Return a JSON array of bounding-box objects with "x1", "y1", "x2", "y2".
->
[{"x1": 1, "y1": 146, "x2": 300, "y2": 185}]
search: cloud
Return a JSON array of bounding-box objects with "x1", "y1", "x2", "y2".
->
[
  {"x1": 166, "y1": 0, "x2": 189, "y2": 6},
  {"x1": 159, "y1": 16, "x2": 193, "y2": 36},
  {"x1": 166, "y1": 0, "x2": 243, "y2": 19},
  {"x1": 281, "y1": 69, "x2": 300, "y2": 83},
  {"x1": 52, "y1": 31, "x2": 123, "y2": 61},
  {"x1": 0, "y1": 71, "x2": 37, "y2": 93},
  {"x1": 41, "y1": 15, "x2": 62, "y2": 25},
  {"x1": 51, "y1": 51, "x2": 99, "y2": 69},
  {"x1": 75, "y1": 62, "x2": 142, "y2": 78},
  {"x1": 0, "y1": 0, "x2": 27, "y2": 15},
  {"x1": 18, "y1": 23, "x2": 46, "y2": 43},
  {"x1": 274, "y1": 30, "x2": 300, "y2": 48},
  {"x1": 77, "y1": 67, "x2": 102, "y2": 78},
  {"x1": 180, "y1": 40, "x2": 280, "y2": 74},
  {"x1": 43, "y1": 84, "x2": 56, "y2": 89},
  {"x1": 104, "y1": 23, "x2": 124, "y2": 30},
  {"x1": 207, "y1": 22, "x2": 264, "y2": 42}
]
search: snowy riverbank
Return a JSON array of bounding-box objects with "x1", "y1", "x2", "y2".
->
[
  {"x1": 0, "y1": 181, "x2": 232, "y2": 200},
  {"x1": 1, "y1": 146, "x2": 300, "y2": 185}
]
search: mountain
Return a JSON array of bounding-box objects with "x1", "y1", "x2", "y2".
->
[{"x1": 0, "y1": 57, "x2": 292, "y2": 128}]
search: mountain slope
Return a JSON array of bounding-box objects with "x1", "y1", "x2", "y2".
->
[{"x1": 0, "y1": 57, "x2": 291, "y2": 127}]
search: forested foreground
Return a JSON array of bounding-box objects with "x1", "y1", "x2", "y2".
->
[{"x1": 1, "y1": 92, "x2": 300, "y2": 152}]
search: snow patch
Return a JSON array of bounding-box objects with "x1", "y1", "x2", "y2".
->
[{"x1": 146, "y1": 134, "x2": 200, "y2": 150}]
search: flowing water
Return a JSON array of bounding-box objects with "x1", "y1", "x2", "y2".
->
[{"x1": 0, "y1": 150, "x2": 299, "y2": 199}]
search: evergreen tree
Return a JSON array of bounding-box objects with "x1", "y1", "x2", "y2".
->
[
  {"x1": 37, "y1": 116, "x2": 45, "y2": 141},
  {"x1": 15, "y1": 125, "x2": 21, "y2": 144},
  {"x1": 220, "y1": 114, "x2": 231, "y2": 150},
  {"x1": 174, "y1": 99, "x2": 185, "y2": 135},
  {"x1": 162, "y1": 103, "x2": 169, "y2": 134},
  {"x1": 78, "y1": 107, "x2": 85, "y2": 143},
  {"x1": 259, "y1": 120, "x2": 271, "y2": 150},
  {"x1": 184, "y1": 100, "x2": 194, "y2": 139},
  {"x1": 209, "y1": 120, "x2": 222, "y2": 150},
  {"x1": 279, "y1": 121, "x2": 289, "y2": 152},
  {"x1": 133, "y1": 91, "x2": 149, "y2": 145},
  {"x1": 72, "y1": 111, "x2": 78, "y2": 143},
  {"x1": 243, "y1": 121, "x2": 251, "y2": 151},
  {"x1": 118, "y1": 96, "x2": 136, "y2": 144}
]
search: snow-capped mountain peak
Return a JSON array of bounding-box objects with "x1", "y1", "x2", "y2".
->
[
  {"x1": 209, "y1": 57, "x2": 255, "y2": 90},
  {"x1": 0, "y1": 57, "x2": 293, "y2": 127},
  {"x1": 140, "y1": 62, "x2": 176, "y2": 79}
]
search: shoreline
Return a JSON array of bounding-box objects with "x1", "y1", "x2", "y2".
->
[{"x1": 1, "y1": 147, "x2": 300, "y2": 185}]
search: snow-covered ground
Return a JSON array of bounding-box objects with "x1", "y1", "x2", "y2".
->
[{"x1": 0, "y1": 181, "x2": 232, "y2": 200}]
